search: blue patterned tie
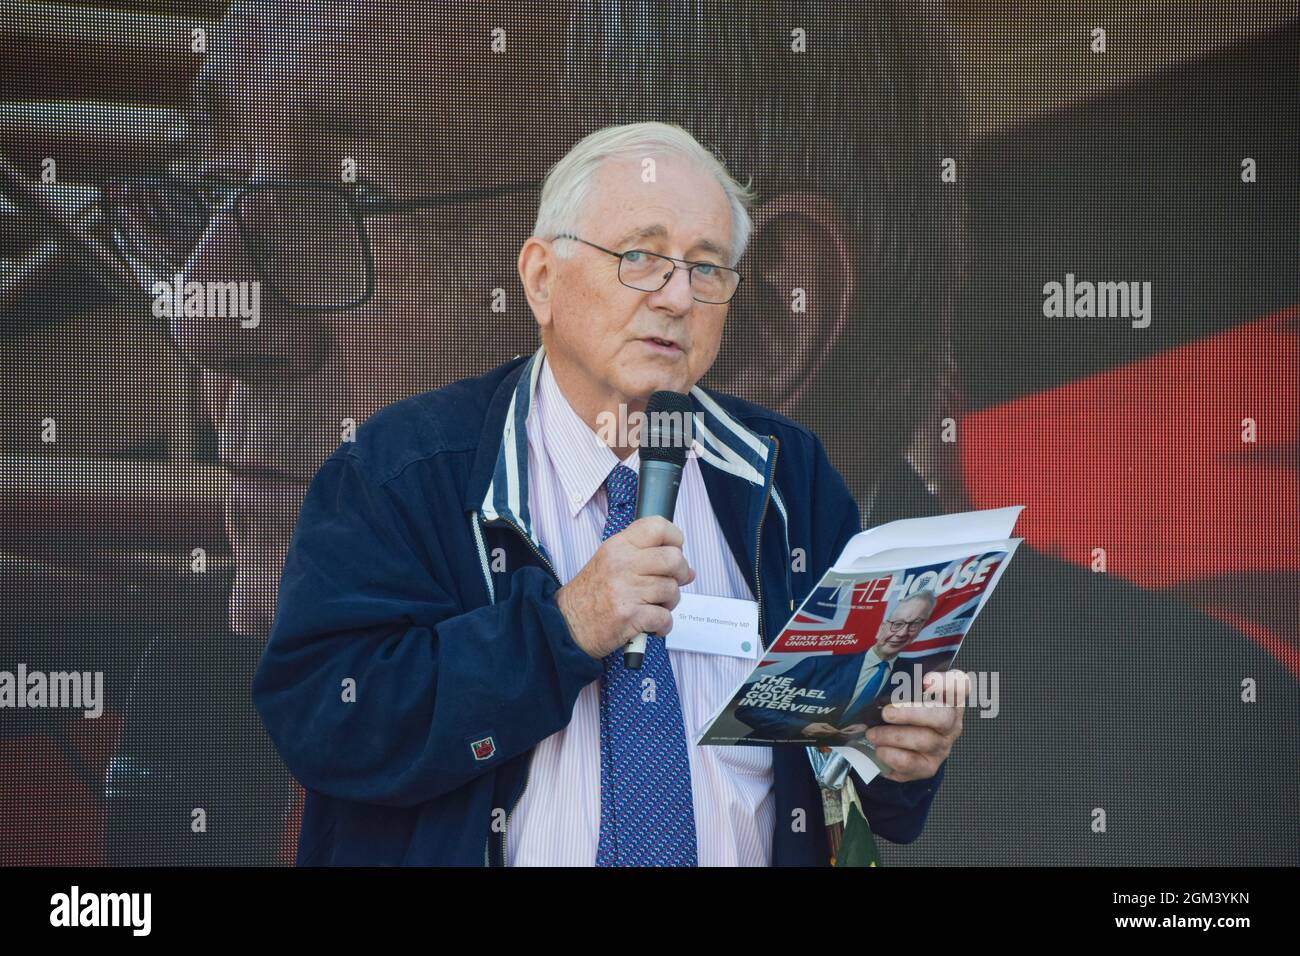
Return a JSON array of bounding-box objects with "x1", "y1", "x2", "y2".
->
[
  {"x1": 595, "y1": 463, "x2": 699, "y2": 866},
  {"x1": 846, "y1": 659, "x2": 891, "y2": 724}
]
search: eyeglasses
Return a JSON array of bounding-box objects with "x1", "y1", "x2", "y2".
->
[
  {"x1": 884, "y1": 617, "x2": 927, "y2": 633},
  {"x1": 99, "y1": 175, "x2": 540, "y2": 311},
  {"x1": 554, "y1": 234, "x2": 743, "y2": 304}
]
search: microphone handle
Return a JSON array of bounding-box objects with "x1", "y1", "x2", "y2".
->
[
  {"x1": 623, "y1": 459, "x2": 683, "y2": 670},
  {"x1": 623, "y1": 632, "x2": 648, "y2": 669}
]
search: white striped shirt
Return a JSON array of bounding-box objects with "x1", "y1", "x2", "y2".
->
[{"x1": 505, "y1": 356, "x2": 775, "y2": 866}]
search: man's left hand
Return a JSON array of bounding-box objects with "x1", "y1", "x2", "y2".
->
[{"x1": 864, "y1": 670, "x2": 969, "y2": 783}]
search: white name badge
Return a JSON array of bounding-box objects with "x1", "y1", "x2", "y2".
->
[{"x1": 666, "y1": 591, "x2": 762, "y2": 660}]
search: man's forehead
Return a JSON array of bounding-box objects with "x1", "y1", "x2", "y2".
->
[{"x1": 586, "y1": 156, "x2": 732, "y2": 245}]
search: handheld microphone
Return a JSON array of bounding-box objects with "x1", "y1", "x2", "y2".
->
[{"x1": 623, "y1": 389, "x2": 694, "y2": 669}]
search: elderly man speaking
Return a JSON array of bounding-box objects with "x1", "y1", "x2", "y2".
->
[{"x1": 252, "y1": 121, "x2": 965, "y2": 867}]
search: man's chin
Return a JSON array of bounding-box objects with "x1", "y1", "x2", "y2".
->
[{"x1": 624, "y1": 366, "x2": 692, "y2": 401}]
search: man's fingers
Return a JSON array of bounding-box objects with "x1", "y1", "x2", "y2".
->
[
  {"x1": 635, "y1": 545, "x2": 693, "y2": 584},
  {"x1": 875, "y1": 746, "x2": 931, "y2": 782},
  {"x1": 922, "y1": 670, "x2": 972, "y2": 707},
  {"x1": 624, "y1": 515, "x2": 684, "y2": 549},
  {"x1": 636, "y1": 575, "x2": 681, "y2": 610},
  {"x1": 633, "y1": 604, "x2": 673, "y2": 637},
  {"x1": 880, "y1": 700, "x2": 961, "y2": 733},
  {"x1": 867, "y1": 723, "x2": 945, "y2": 755}
]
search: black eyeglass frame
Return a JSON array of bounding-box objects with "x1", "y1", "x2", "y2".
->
[
  {"x1": 552, "y1": 233, "x2": 744, "y2": 304},
  {"x1": 100, "y1": 174, "x2": 541, "y2": 312}
]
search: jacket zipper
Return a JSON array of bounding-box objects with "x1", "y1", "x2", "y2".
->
[
  {"x1": 756, "y1": 440, "x2": 833, "y2": 844},
  {"x1": 753, "y1": 436, "x2": 780, "y2": 648},
  {"x1": 480, "y1": 437, "x2": 783, "y2": 863},
  {"x1": 477, "y1": 511, "x2": 560, "y2": 867}
]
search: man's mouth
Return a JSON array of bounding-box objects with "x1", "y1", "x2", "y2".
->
[{"x1": 639, "y1": 336, "x2": 683, "y2": 355}]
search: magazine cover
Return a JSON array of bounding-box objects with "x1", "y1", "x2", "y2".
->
[{"x1": 697, "y1": 509, "x2": 1023, "y2": 777}]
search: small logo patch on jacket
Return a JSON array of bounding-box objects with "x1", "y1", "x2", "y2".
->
[{"x1": 471, "y1": 736, "x2": 496, "y2": 760}]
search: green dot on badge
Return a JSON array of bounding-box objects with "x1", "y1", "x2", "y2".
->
[{"x1": 741, "y1": 641, "x2": 752, "y2": 653}]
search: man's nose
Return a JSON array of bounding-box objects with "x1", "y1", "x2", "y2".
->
[
  {"x1": 169, "y1": 210, "x2": 331, "y2": 383},
  {"x1": 650, "y1": 262, "x2": 697, "y2": 313}
]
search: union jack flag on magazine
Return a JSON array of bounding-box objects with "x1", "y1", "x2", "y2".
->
[{"x1": 696, "y1": 506, "x2": 1023, "y2": 781}]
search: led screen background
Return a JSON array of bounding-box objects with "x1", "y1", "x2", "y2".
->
[{"x1": 0, "y1": 1, "x2": 1296, "y2": 865}]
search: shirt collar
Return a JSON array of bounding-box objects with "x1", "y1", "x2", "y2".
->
[
  {"x1": 531, "y1": 353, "x2": 640, "y2": 518},
  {"x1": 478, "y1": 344, "x2": 786, "y2": 552}
]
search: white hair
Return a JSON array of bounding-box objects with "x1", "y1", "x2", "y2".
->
[
  {"x1": 900, "y1": 589, "x2": 938, "y2": 616},
  {"x1": 533, "y1": 121, "x2": 757, "y2": 268}
]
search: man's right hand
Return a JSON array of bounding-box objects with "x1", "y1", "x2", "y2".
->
[{"x1": 554, "y1": 515, "x2": 696, "y2": 660}]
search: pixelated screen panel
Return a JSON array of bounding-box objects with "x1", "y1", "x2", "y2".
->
[{"x1": 0, "y1": 1, "x2": 1296, "y2": 866}]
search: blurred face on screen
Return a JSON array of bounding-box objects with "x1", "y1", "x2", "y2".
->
[
  {"x1": 520, "y1": 152, "x2": 734, "y2": 421},
  {"x1": 552, "y1": 1, "x2": 964, "y2": 508},
  {"x1": 875, "y1": 594, "x2": 933, "y2": 659},
  {"x1": 158, "y1": 2, "x2": 567, "y2": 635}
]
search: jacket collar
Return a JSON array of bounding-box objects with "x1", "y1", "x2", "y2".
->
[{"x1": 466, "y1": 345, "x2": 787, "y2": 548}]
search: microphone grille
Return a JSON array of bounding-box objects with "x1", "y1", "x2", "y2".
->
[{"x1": 640, "y1": 391, "x2": 695, "y2": 466}]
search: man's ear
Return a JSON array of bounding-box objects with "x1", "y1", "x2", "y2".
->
[
  {"x1": 709, "y1": 190, "x2": 857, "y2": 415},
  {"x1": 518, "y1": 236, "x2": 557, "y2": 331}
]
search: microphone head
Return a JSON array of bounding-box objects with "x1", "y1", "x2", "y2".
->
[{"x1": 640, "y1": 390, "x2": 695, "y2": 467}]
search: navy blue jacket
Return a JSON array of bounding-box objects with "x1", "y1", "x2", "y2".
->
[{"x1": 251, "y1": 348, "x2": 946, "y2": 865}]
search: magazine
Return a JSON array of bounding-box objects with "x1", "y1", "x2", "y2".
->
[{"x1": 695, "y1": 506, "x2": 1023, "y2": 782}]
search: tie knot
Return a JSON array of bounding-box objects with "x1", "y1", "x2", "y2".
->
[{"x1": 605, "y1": 463, "x2": 638, "y2": 509}]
